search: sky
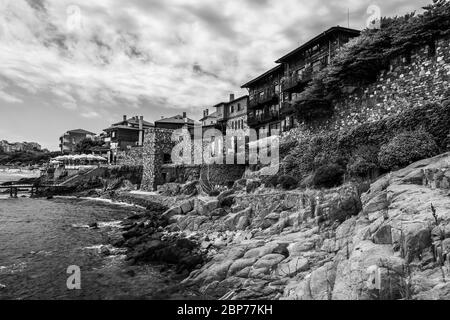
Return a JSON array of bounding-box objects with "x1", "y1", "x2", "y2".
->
[{"x1": 0, "y1": 0, "x2": 431, "y2": 150}]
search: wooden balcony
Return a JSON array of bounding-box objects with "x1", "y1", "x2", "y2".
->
[
  {"x1": 281, "y1": 67, "x2": 313, "y2": 92},
  {"x1": 247, "y1": 111, "x2": 280, "y2": 127},
  {"x1": 249, "y1": 88, "x2": 279, "y2": 109}
]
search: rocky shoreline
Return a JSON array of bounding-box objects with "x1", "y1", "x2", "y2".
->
[
  {"x1": 26, "y1": 152, "x2": 450, "y2": 300},
  {"x1": 123, "y1": 153, "x2": 450, "y2": 300}
]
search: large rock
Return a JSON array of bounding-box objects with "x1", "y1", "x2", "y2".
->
[
  {"x1": 309, "y1": 262, "x2": 336, "y2": 300},
  {"x1": 315, "y1": 184, "x2": 362, "y2": 225},
  {"x1": 246, "y1": 179, "x2": 261, "y2": 193},
  {"x1": 161, "y1": 206, "x2": 182, "y2": 221},
  {"x1": 253, "y1": 254, "x2": 285, "y2": 269},
  {"x1": 372, "y1": 224, "x2": 392, "y2": 245},
  {"x1": 402, "y1": 222, "x2": 432, "y2": 262},
  {"x1": 198, "y1": 200, "x2": 219, "y2": 216},
  {"x1": 236, "y1": 215, "x2": 250, "y2": 231},
  {"x1": 332, "y1": 241, "x2": 395, "y2": 300},
  {"x1": 209, "y1": 208, "x2": 228, "y2": 217},
  {"x1": 180, "y1": 200, "x2": 194, "y2": 214},
  {"x1": 276, "y1": 257, "x2": 309, "y2": 277},
  {"x1": 228, "y1": 257, "x2": 258, "y2": 276},
  {"x1": 224, "y1": 207, "x2": 252, "y2": 231}
]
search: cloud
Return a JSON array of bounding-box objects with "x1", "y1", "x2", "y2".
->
[
  {"x1": 80, "y1": 110, "x2": 100, "y2": 118},
  {"x1": 0, "y1": 0, "x2": 431, "y2": 119},
  {"x1": 0, "y1": 90, "x2": 23, "y2": 103}
]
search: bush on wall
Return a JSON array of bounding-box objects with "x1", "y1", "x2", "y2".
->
[
  {"x1": 281, "y1": 100, "x2": 450, "y2": 188},
  {"x1": 378, "y1": 130, "x2": 439, "y2": 170},
  {"x1": 312, "y1": 164, "x2": 346, "y2": 189},
  {"x1": 278, "y1": 175, "x2": 299, "y2": 190},
  {"x1": 347, "y1": 145, "x2": 380, "y2": 178}
]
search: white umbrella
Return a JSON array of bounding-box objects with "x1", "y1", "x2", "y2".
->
[
  {"x1": 95, "y1": 155, "x2": 107, "y2": 162},
  {"x1": 86, "y1": 154, "x2": 97, "y2": 161}
]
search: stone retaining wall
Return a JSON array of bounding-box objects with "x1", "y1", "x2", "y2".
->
[{"x1": 307, "y1": 36, "x2": 450, "y2": 131}]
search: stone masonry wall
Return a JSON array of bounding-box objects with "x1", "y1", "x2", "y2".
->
[
  {"x1": 141, "y1": 127, "x2": 247, "y2": 191},
  {"x1": 308, "y1": 36, "x2": 450, "y2": 131},
  {"x1": 141, "y1": 128, "x2": 175, "y2": 191},
  {"x1": 116, "y1": 147, "x2": 143, "y2": 166}
]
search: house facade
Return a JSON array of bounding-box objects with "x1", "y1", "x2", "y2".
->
[
  {"x1": 0, "y1": 140, "x2": 41, "y2": 153},
  {"x1": 154, "y1": 113, "x2": 195, "y2": 130},
  {"x1": 242, "y1": 65, "x2": 284, "y2": 138},
  {"x1": 103, "y1": 115, "x2": 153, "y2": 163},
  {"x1": 59, "y1": 129, "x2": 96, "y2": 154},
  {"x1": 242, "y1": 26, "x2": 361, "y2": 137},
  {"x1": 201, "y1": 94, "x2": 249, "y2": 134}
]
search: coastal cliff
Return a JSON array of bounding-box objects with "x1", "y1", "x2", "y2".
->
[{"x1": 116, "y1": 152, "x2": 450, "y2": 300}]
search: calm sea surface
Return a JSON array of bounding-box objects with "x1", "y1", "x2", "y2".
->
[{"x1": 0, "y1": 173, "x2": 172, "y2": 300}]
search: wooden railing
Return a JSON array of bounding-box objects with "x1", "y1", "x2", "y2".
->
[
  {"x1": 247, "y1": 111, "x2": 280, "y2": 126},
  {"x1": 281, "y1": 67, "x2": 313, "y2": 91},
  {"x1": 249, "y1": 88, "x2": 279, "y2": 109}
]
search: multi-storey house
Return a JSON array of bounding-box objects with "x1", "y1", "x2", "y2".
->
[
  {"x1": 277, "y1": 26, "x2": 360, "y2": 124},
  {"x1": 241, "y1": 65, "x2": 284, "y2": 138},
  {"x1": 59, "y1": 129, "x2": 96, "y2": 154},
  {"x1": 242, "y1": 26, "x2": 360, "y2": 137}
]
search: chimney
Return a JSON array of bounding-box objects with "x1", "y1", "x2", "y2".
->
[
  {"x1": 229, "y1": 93, "x2": 235, "y2": 102},
  {"x1": 183, "y1": 112, "x2": 187, "y2": 119},
  {"x1": 123, "y1": 115, "x2": 127, "y2": 121},
  {"x1": 161, "y1": 116, "x2": 164, "y2": 119},
  {"x1": 138, "y1": 116, "x2": 144, "y2": 146}
]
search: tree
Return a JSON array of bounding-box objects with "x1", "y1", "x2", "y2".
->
[{"x1": 74, "y1": 138, "x2": 104, "y2": 154}]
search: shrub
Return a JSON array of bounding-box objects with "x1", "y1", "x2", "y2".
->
[
  {"x1": 378, "y1": 130, "x2": 439, "y2": 170},
  {"x1": 262, "y1": 175, "x2": 279, "y2": 188},
  {"x1": 279, "y1": 140, "x2": 299, "y2": 159},
  {"x1": 347, "y1": 145, "x2": 380, "y2": 178},
  {"x1": 278, "y1": 175, "x2": 299, "y2": 190},
  {"x1": 312, "y1": 164, "x2": 346, "y2": 189},
  {"x1": 282, "y1": 131, "x2": 338, "y2": 178}
]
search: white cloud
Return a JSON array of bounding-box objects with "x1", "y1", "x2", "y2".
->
[
  {"x1": 0, "y1": 90, "x2": 23, "y2": 103},
  {"x1": 80, "y1": 110, "x2": 100, "y2": 118},
  {"x1": 0, "y1": 0, "x2": 430, "y2": 117}
]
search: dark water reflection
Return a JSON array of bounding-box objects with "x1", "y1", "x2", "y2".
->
[{"x1": 0, "y1": 198, "x2": 171, "y2": 300}]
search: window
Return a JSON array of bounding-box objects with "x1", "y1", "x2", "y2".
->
[
  {"x1": 237, "y1": 103, "x2": 241, "y2": 111},
  {"x1": 230, "y1": 105, "x2": 234, "y2": 113}
]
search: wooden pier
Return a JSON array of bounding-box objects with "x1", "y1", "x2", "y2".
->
[{"x1": 0, "y1": 184, "x2": 58, "y2": 198}]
